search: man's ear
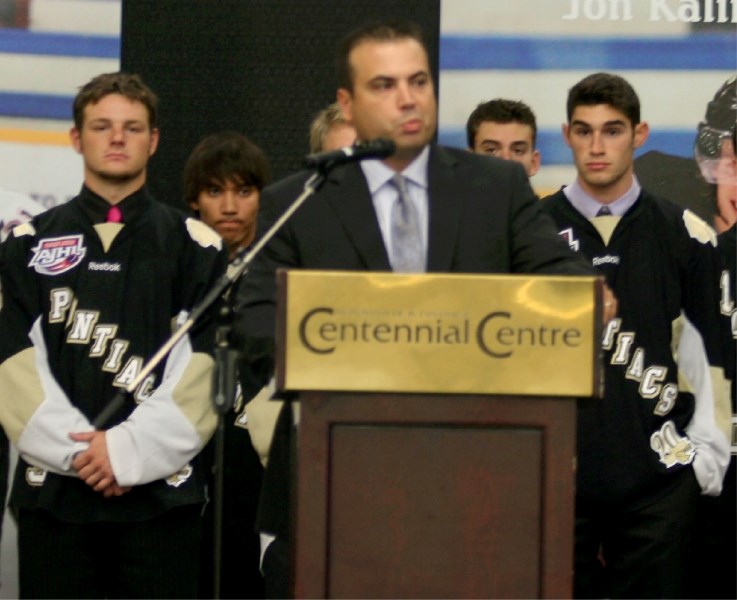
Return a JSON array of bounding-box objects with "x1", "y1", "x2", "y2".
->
[
  {"x1": 529, "y1": 149, "x2": 541, "y2": 177},
  {"x1": 70, "y1": 127, "x2": 82, "y2": 155},
  {"x1": 337, "y1": 88, "x2": 353, "y2": 124},
  {"x1": 562, "y1": 123, "x2": 571, "y2": 148},
  {"x1": 633, "y1": 121, "x2": 649, "y2": 149},
  {"x1": 149, "y1": 128, "x2": 160, "y2": 156}
]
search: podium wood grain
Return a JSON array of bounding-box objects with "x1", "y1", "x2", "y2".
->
[{"x1": 294, "y1": 392, "x2": 576, "y2": 599}]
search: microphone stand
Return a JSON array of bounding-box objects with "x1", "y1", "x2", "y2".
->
[
  {"x1": 92, "y1": 169, "x2": 326, "y2": 429},
  {"x1": 210, "y1": 300, "x2": 240, "y2": 600}
]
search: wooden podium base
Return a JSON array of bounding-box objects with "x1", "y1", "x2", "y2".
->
[{"x1": 294, "y1": 392, "x2": 576, "y2": 599}]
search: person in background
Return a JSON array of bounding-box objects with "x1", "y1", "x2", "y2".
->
[
  {"x1": 308, "y1": 102, "x2": 357, "y2": 153},
  {"x1": 183, "y1": 130, "x2": 271, "y2": 598},
  {"x1": 0, "y1": 72, "x2": 227, "y2": 598},
  {"x1": 542, "y1": 72, "x2": 730, "y2": 599},
  {"x1": 466, "y1": 98, "x2": 541, "y2": 177},
  {"x1": 694, "y1": 75, "x2": 737, "y2": 235},
  {"x1": 634, "y1": 74, "x2": 737, "y2": 228},
  {"x1": 185, "y1": 131, "x2": 271, "y2": 260},
  {"x1": 692, "y1": 76, "x2": 737, "y2": 600}
]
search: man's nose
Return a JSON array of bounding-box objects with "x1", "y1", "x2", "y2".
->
[
  {"x1": 590, "y1": 132, "x2": 605, "y2": 154},
  {"x1": 111, "y1": 126, "x2": 125, "y2": 143},
  {"x1": 221, "y1": 191, "x2": 238, "y2": 212},
  {"x1": 397, "y1": 81, "x2": 415, "y2": 107}
]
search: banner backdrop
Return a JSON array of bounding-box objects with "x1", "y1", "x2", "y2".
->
[{"x1": 0, "y1": 1, "x2": 733, "y2": 210}]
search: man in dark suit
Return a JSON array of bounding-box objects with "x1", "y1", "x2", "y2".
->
[{"x1": 234, "y1": 20, "x2": 613, "y2": 598}]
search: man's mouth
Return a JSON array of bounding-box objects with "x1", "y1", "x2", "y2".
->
[{"x1": 400, "y1": 119, "x2": 422, "y2": 134}]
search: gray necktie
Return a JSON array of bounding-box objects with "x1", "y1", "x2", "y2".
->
[
  {"x1": 596, "y1": 205, "x2": 612, "y2": 217},
  {"x1": 390, "y1": 174, "x2": 424, "y2": 272}
]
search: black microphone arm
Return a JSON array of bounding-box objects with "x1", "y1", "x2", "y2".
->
[
  {"x1": 304, "y1": 138, "x2": 395, "y2": 170},
  {"x1": 94, "y1": 138, "x2": 391, "y2": 427},
  {"x1": 93, "y1": 170, "x2": 328, "y2": 428}
]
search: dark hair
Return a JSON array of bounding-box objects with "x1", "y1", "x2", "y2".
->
[
  {"x1": 466, "y1": 98, "x2": 538, "y2": 148},
  {"x1": 336, "y1": 20, "x2": 427, "y2": 91},
  {"x1": 183, "y1": 131, "x2": 272, "y2": 207},
  {"x1": 566, "y1": 72, "x2": 640, "y2": 126},
  {"x1": 73, "y1": 72, "x2": 159, "y2": 130}
]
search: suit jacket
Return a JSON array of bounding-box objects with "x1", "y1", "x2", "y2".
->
[
  {"x1": 234, "y1": 144, "x2": 590, "y2": 344},
  {"x1": 233, "y1": 144, "x2": 593, "y2": 545}
]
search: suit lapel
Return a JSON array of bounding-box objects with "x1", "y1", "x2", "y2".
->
[
  {"x1": 426, "y1": 146, "x2": 461, "y2": 272},
  {"x1": 325, "y1": 164, "x2": 392, "y2": 270}
]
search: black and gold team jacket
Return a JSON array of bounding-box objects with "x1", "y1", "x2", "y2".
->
[
  {"x1": 543, "y1": 189, "x2": 731, "y2": 509},
  {"x1": 0, "y1": 185, "x2": 228, "y2": 523}
]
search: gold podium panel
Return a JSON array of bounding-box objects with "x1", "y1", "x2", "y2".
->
[{"x1": 277, "y1": 270, "x2": 603, "y2": 397}]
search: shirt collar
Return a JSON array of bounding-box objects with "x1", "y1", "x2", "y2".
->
[
  {"x1": 361, "y1": 145, "x2": 430, "y2": 193},
  {"x1": 563, "y1": 176, "x2": 641, "y2": 219},
  {"x1": 77, "y1": 185, "x2": 150, "y2": 224}
]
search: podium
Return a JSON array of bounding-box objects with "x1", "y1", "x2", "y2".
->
[{"x1": 275, "y1": 270, "x2": 604, "y2": 599}]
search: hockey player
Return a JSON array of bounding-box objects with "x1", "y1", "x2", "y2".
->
[
  {"x1": 184, "y1": 130, "x2": 272, "y2": 598},
  {"x1": 0, "y1": 72, "x2": 227, "y2": 598},
  {"x1": 542, "y1": 72, "x2": 731, "y2": 599},
  {"x1": 693, "y1": 75, "x2": 737, "y2": 599},
  {"x1": 695, "y1": 75, "x2": 737, "y2": 235}
]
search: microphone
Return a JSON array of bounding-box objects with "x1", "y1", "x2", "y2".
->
[{"x1": 304, "y1": 138, "x2": 395, "y2": 170}]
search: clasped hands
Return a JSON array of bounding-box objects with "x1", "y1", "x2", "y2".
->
[{"x1": 70, "y1": 430, "x2": 131, "y2": 498}]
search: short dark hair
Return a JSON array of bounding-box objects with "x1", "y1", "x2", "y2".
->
[
  {"x1": 337, "y1": 20, "x2": 428, "y2": 91},
  {"x1": 466, "y1": 99, "x2": 538, "y2": 148},
  {"x1": 73, "y1": 72, "x2": 159, "y2": 130},
  {"x1": 566, "y1": 72, "x2": 640, "y2": 126},
  {"x1": 183, "y1": 131, "x2": 272, "y2": 207}
]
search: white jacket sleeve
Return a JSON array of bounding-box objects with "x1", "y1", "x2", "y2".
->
[
  {"x1": 5, "y1": 318, "x2": 94, "y2": 475},
  {"x1": 680, "y1": 316, "x2": 731, "y2": 496},
  {"x1": 106, "y1": 332, "x2": 217, "y2": 486}
]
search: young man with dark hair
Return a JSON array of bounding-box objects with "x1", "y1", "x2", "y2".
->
[
  {"x1": 466, "y1": 98, "x2": 541, "y2": 177},
  {"x1": 185, "y1": 130, "x2": 272, "y2": 260},
  {"x1": 542, "y1": 72, "x2": 730, "y2": 599},
  {"x1": 236, "y1": 20, "x2": 613, "y2": 598},
  {"x1": 0, "y1": 72, "x2": 227, "y2": 598},
  {"x1": 184, "y1": 130, "x2": 271, "y2": 598}
]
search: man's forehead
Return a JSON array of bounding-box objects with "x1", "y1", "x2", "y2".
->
[
  {"x1": 349, "y1": 38, "x2": 430, "y2": 76},
  {"x1": 478, "y1": 121, "x2": 534, "y2": 143},
  {"x1": 570, "y1": 104, "x2": 630, "y2": 126},
  {"x1": 82, "y1": 95, "x2": 150, "y2": 125},
  {"x1": 85, "y1": 95, "x2": 146, "y2": 113}
]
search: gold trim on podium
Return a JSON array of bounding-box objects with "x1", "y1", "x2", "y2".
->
[{"x1": 277, "y1": 270, "x2": 603, "y2": 397}]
